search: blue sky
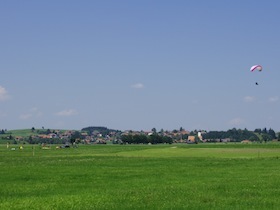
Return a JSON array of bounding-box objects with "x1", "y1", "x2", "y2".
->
[{"x1": 1, "y1": 0, "x2": 280, "y2": 131}]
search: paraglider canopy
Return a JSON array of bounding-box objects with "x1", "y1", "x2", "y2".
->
[
  {"x1": 250, "y1": 65, "x2": 262, "y2": 72},
  {"x1": 250, "y1": 65, "x2": 262, "y2": 85}
]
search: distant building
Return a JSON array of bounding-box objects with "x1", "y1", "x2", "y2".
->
[
  {"x1": 187, "y1": 136, "x2": 196, "y2": 144},
  {"x1": 198, "y1": 132, "x2": 203, "y2": 141},
  {"x1": 241, "y1": 140, "x2": 251, "y2": 144}
]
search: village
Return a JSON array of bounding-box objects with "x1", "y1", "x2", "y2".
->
[
  {"x1": 8, "y1": 128, "x2": 198, "y2": 144},
  {"x1": 3, "y1": 126, "x2": 276, "y2": 145}
]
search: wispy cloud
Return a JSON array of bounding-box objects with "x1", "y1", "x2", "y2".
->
[
  {"x1": 131, "y1": 83, "x2": 144, "y2": 89},
  {"x1": 54, "y1": 121, "x2": 66, "y2": 127},
  {"x1": 243, "y1": 96, "x2": 255, "y2": 103},
  {"x1": 229, "y1": 117, "x2": 245, "y2": 126},
  {"x1": 55, "y1": 109, "x2": 78, "y2": 116},
  {"x1": 268, "y1": 96, "x2": 279, "y2": 103},
  {"x1": 0, "y1": 86, "x2": 10, "y2": 101},
  {"x1": 19, "y1": 107, "x2": 43, "y2": 120},
  {"x1": 19, "y1": 114, "x2": 32, "y2": 120},
  {"x1": 30, "y1": 107, "x2": 43, "y2": 117}
]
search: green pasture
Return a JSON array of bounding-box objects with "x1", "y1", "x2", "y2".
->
[
  {"x1": 1, "y1": 129, "x2": 68, "y2": 138},
  {"x1": 1, "y1": 144, "x2": 280, "y2": 209},
  {"x1": 1, "y1": 129, "x2": 41, "y2": 137}
]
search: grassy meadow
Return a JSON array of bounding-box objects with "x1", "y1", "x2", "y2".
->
[
  {"x1": 0, "y1": 129, "x2": 69, "y2": 140},
  {"x1": 1, "y1": 143, "x2": 280, "y2": 209}
]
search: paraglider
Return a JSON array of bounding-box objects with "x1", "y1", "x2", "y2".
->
[
  {"x1": 250, "y1": 65, "x2": 262, "y2": 72},
  {"x1": 250, "y1": 65, "x2": 262, "y2": 85}
]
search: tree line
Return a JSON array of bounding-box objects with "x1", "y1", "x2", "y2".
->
[
  {"x1": 203, "y1": 128, "x2": 278, "y2": 142},
  {"x1": 81, "y1": 126, "x2": 121, "y2": 136},
  {"x1": 1, "y1": 127, "x2": 279, "y2": 144},
  {"x1": 120, "y1": 134, "x2": 173, "y2": 144}
]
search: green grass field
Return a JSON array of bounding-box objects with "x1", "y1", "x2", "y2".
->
[
  {"x1": 1, "y1": 129, "x2": 41, "y2": 137},
  {"x1": 1, "y1": 143, "x2": 280, "y2": 209},
  {"x1": 1, "y1": 129, "x2": 69, "y2": 138}
]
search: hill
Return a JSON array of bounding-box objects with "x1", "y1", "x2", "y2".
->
[
  {"x1": 81, "y1": 126, "x2": 121, "y2": 136},
  {"x1": 1, "y1": 128, "x2": 71, "y2": 138}
]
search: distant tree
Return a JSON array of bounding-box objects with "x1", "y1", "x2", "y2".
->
[
  {"x1": 28, "y1": 136, "x2": 35, "y2": 144},
  {"x1": 81, "y1": 126, "x2": 121, "y2": 137},
  {"x1": 121, "y1": 134, "x2": 172, "y2": 144},
  {"x1": 189, "y1": 131, "x2": 195, "y2": 136},
  {"x1": 268, "y1": 128, "x2": 276, "y2": 139},
  {"x1": 71, "y1": 131, "x2": 82, "y2": 143},
  {"x1": 149, "y1": 134, "x2": 162, "y2": 144},
  {"x1": 163, "y1": 136, "x2": 173, "y2": 144},
  {"x1": 159, "y1": 129, "x2": 164, "y2": 136},
  {"x1": 121, "y1": 135, "x2": 133, "y2": 144},
  {"x1": 70, "y1": 137, "x2": 76, "y2": 145},
  {"x1": 151, "y1": 128, "x2": 157, "y2": 134},
  {"x1": 262, "y1": 128, "x2": 267, "y2": 134},
  {"x1": 182, "y1": 133, "x2": 189, "y2": 139},
  {"x1": 249, "y1": 136, "x2": 259, "y2": 142},
  {"x1": 262, "y1": 133, "x2": 272, "y2": 143},
  {"x1": 203, "y1": 128, "x2": 259, "y2": 142},
  {"x1": 194, "y1": 136, "x2": 200, "y2": 144},
  {"x1": 134, "y1": 135, "x2": 148, "y2": 144},
  {"x1": 254, "y1": 128, "x2": 262, "y2": 134},
  {"x1": 173, "y1": 129, "x2": 178, "y2": 133}
]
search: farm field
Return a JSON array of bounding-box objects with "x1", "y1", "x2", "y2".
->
[{"x1": 1, "y1": 143, "x2": 280, "y2": 209}]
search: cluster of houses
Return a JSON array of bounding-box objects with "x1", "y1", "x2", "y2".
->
[
  {"x1": 11, "y1": 129, "x2": 207, "y2": 144},
  {"x1": 14, "y1": 130, "x2": 74, "y2": 141},
  {"x1": 10, "y1": 128, "x2": 257, "y2": 144}
]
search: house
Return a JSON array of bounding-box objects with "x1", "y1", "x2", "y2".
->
[
  {"x1": 15, "y1": 136, "x2": 23, "y2": 141},
  {"x1": 186, "y1": 136, "x2": 196, "y2": 144},
  {"x1": 48, "y1": 133, "x2": 58, "y2": 138},
  {"x1": 221, "y1": 138, "x2": 231, "y2": 143},
  {"x1": 38, "y1": 134, "x2": 49, "y2": 139},
  {"x1": 241, "y1": 140, "x2": 251, "y2": 144},
  {"x1": 180, "y1": 130, "x2": 190, "y2": 135}
]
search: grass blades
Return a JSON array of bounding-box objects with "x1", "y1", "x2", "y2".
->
[{"x1": 1, "y1": 144, "x2": 280, "y2": 209}]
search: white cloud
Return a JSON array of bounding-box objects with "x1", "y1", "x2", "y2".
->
[
  {"x1": 19, "y1": 107, "x2": 43, "y2": 120},
  {"x1": 268, "y1": 96, "x2": 279, "y2": 103},
  {"x1": 30, "y1": 107, "x2": 39, "y2": 112},
  {"x1": 229, "y1": 117, "x2": 245, "y2": 126},
  {"x1": 19, "y1": 114, "x2": 32, "y2": 120},
  {"x1": 54, "y1": 121, "x2": 66, "y2": 127},
  {"x1": 30, "y1": 107, "x2": 43, "y2": 117},
  {"x1": 0, "y1": 86, "x2": 9, "y2": 101},
  {"x1": 131, "y1": 83, "x2": 144, "y2": 89},
  {"x1": 55, "y1": 109, "x2": 78, "y2": 116},
  {"x1": 243, "y1": 96, "x2": 255, "y2": 103}
]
